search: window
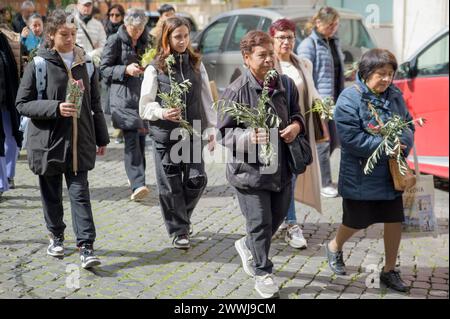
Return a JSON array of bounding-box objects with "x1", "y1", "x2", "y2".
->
[
  {"x1": 417, "y1": 33, "x2": 449, "y2": 77},
  {"x1": 353, "y1": 20, "x2": 375, "y2": 49},
  {"x1": 225, "y1": 15, "x2": 261, "y2": 52},
  {"x1": 260, "y1": 18, "x2": 272, "y2": 33},
  {"x1": 200, "y1": 17, "x2": 230, "y2": 54}
]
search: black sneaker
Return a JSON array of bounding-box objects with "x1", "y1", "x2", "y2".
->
[
  {"x1": 380, "y1": 268, "x2": 409, "y2": 293},
  {"x1": 79, "y1": 243, "x2": 101, "y2": 269},
  {"x1": 47, "y1": 233, "x2": 64, "y2": 257},
  {"x1": 173, "y1": 234, "x2": 190, "y2": 249},
  {"x1": 8, "y1": 178, "x2": 15, "y2": 189},
  {"x1": 325, "y1": 242, "x2": 346, "y2": 275}
]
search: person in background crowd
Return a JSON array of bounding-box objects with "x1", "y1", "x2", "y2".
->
[
  {"x1": 149, "y1": 3, "x2": 175, "y2": 44},
  {"x1": 0, "y1": 6, "x2": 14, "y2": 30},
  {"x1": 15, "y1": 9, "x2": 109, "y2": 269},
  {"x1": 100, "y1": 9, "x2": 150, "y2": 202},
  {"x1": 74, "y1": 0, "x2": 107, "y2": 66},
  {"x1": 269, "y1": 18, "x2": 323, "y2": 249},
  {"x1": 328, "y1": 49, "x2": 414, "y2": 293},
  {"x1": 104, "y1": 4, "x2": 125, "y2": 38},
  {"x1": 297, "y1": 6, "x2": 345, "y2": 198},
  {"x1": 0, "y1": 29, "x2": 22, "y2": 198},
  {"x1": 20, "y1": 13, "x2": 44, "y2": 56},
  {"x1": 12, "y1": 1, "x2": 35, "y2": 33},
  {"x1": 140, "y1": 17, "x2": 215, "y2": 250},
  {"x1": 216, "y1": 30, "x2": 305, "y2": 298}
]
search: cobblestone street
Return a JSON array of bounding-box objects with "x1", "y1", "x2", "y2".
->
[{"x1": 0, "y1": 124, "x2": 448, "y2": 300}]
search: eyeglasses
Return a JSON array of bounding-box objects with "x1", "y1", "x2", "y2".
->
[
  {"x1": 274, "y1": 36, "x2": 295, "y2": 42},
  {"x1": 109, "y1": 13, "x2": 122, "y2": 18}
]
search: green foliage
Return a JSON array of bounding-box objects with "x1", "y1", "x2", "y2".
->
[
  {"x1": 307, "y1": 97, "x2": 335, "y2": 120},
  {"x1": 364, "y1": 114, "x2": 424, "y2": 175},
  {"x1": 214, "y1": 70, "x2": 281, "y2": 165},
  {"x1": 157, "y1": 54, "x2": 193, "y2": 135}
]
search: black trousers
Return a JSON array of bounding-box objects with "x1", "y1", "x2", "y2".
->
[
  {"x1": 123, "y1": 129, "x2": 146, "y2": 191},
  {"x1": 39, "y1": 170, "x2": 96, "y2": 247},
  {"x1": 153, "y1": 139, "x2": 207, "y2": 238},
  {"x1": 235, "y1": 181, "x2": 292, "y2": 276}
]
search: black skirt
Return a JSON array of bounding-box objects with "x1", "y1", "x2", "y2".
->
[{"x1": 342, "y1": 196, "x2": 404, "y2": 229}]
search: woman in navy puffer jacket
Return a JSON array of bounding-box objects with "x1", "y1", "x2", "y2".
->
[{"x1": 325, "y1": 49, "x2": 414, "y2": 293}]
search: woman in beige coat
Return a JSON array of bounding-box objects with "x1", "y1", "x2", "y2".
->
[{"x1": 270, "y1": 19, "x2": 323, "y2": 249}]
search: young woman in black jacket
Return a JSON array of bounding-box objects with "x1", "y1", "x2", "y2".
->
[
  {"x1": 139, "y1": 17, "x2": 216, "y2": 250},
  {"x1": 15, "y1": 10, "x2": 109, "y2": 269}
]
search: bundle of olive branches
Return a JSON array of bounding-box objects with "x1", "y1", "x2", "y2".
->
[
  {"x1": 364, "y1": 115, "x2": 425, "y2": 175},
  {"x1": 214, "y1": 69, "x2": 281, "y2": 165},
  {"x1": 157, "y1": 54, "x2": 193, "y2": 135},
  {"x1": 307, "y1": 97, "x2": 335, "y2": 120}
]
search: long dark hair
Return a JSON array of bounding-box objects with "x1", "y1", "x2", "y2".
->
[{"x1": 155, "y1": 16, "x2": 201, "y2": 73}]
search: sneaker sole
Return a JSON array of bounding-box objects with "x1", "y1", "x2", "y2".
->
[
  {"x1": 321, "y1": 192, "x2": 338, "y2": 198},
  {"x1": 47, "y1": 249, "x2": 64, "y2": 257},
  {"x1": 81, "y1": 259, "x2": 101, "y2": 269},
  {"x1": 286, "y1": 239, "x2": 307, "y2": 249},
  {"x1": 131, "y1": 188, "x2": 149, "y2": 201},
  {"x1": 234, "y1": 240, "x2": 255, "y2": 277},
  {"x1": 173, "y1": 244, "x2": 190, "y2": 249},
  {"x1": 255, "y1": 286, "x2": 279, "y2": 299}
]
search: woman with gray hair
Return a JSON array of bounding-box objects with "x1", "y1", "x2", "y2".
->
[{"x1": 100, "y1": 8, "x2": 151, "y2": 201}]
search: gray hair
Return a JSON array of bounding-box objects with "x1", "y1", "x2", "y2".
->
[
  {"x1": 124, "y1": 9, "x2": 148, "y2": 28},
  {"x1": 21, "y1": 1, "x2": 35, "y2": 10}
]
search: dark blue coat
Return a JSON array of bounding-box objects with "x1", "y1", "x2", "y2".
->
[{"x1": 334, "y1": 75, "x2": 415, "y2": 200}]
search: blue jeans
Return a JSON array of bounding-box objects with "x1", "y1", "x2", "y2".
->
[{"x1": 285, "y1": 174, "x2": 298, "y2": 225}]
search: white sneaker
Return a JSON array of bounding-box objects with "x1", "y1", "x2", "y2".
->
[
  {"x1": 130, "y1": 186, "x2": 150, "y2": 201},
  {"x1": 277, "y1": 221, "x2": 289, "y2": 233},
  {"x1": 321, "y1": 185, "x2": 338, "y2": 198},
  {"x1": 234, "y1": 237, "x2": 255, "y2": 277},
  {"x1": 255, "y1": 274, "x2": 279, "y2": 298},
  {"x1": 285, "y1": 224, "x2": 307, "y2": 249}
]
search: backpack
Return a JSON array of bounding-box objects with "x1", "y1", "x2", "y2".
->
[{"x1": 33, "y1": 55, "x2": 95, "y2": 99}]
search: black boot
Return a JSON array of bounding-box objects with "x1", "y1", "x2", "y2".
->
[{"x1": 380, "y1": 268, "x2": 409, "y2": 293}]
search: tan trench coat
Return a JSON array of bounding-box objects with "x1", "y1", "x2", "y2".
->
[{"x1": 275, "y1": 54, "x2": 323, "y2": 214}]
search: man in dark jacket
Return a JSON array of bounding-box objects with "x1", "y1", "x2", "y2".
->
[
  {"x1": 16, "y1": 11, "x2": 109, "y2": 269},
  {"x1": 12, "y1": 0, "x2": 35, "y2": 33},
  {"x1": 100, "y1": 9, "x2": 150, "y2": 201}
]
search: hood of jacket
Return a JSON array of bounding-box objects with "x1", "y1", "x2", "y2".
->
[{"x1": 36, "y1": 45, "x2": 89, "y2": 71}]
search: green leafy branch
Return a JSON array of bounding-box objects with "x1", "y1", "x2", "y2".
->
[
  {"x1": 307, "y1": 97, "x2": 335, "y2": 120},
  {"x1": 214, "y1": 69, "x2": 281, "y2": 165},
  {"x1": 157, "y1": 54, "x2": 194, "y2": 135}
]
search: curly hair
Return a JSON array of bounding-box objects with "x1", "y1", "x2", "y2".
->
[
  {"x1": 43, "y1": 9, "x2": 76, "y2": 49},
  {"x1": 240, "y1": 30, "x2": 273, "y2": 57}
]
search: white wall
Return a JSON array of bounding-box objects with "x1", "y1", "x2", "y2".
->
[{"x1": 394, "y1": 0, "x2": 449, "y2": 62}]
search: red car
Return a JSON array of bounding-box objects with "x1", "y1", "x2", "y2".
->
[{"x1": 394, "y1": 27, "x2": 449, "y2": 179}]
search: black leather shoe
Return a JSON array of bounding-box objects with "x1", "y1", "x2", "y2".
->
[
  {"x1": 380, "y1": 268, "x2": 409, "y2": 293},
  {"x1": 325, "y1": 242, "x2": 346, "y2": 275}
]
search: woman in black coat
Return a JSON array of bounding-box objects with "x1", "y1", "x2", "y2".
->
[
  {"x1": 15, "y1": 10, "x2": 109, "y2": 269},
  {"x1": 100, "y1": 8, "x2": 150, "y2": 201}
]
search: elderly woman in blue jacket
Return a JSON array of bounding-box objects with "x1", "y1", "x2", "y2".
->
[
  {"x1": 297, "y1": 6, "x2": 345, "y2": 198},
  {"x1": 326, "y1": 49, "x2": 414, "y2": 293}
]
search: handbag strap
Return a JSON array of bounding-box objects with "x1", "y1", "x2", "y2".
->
[{"x1": 281, "y1": 75, "x2": 291, "y2": 120}]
